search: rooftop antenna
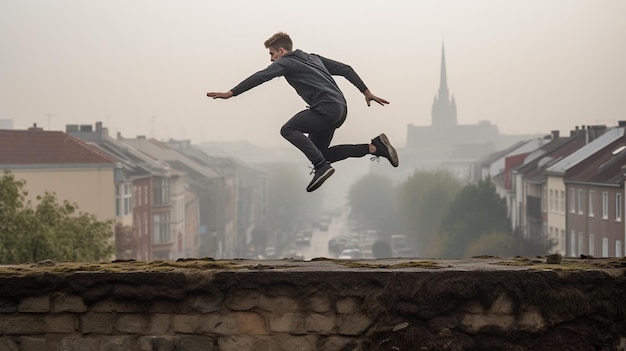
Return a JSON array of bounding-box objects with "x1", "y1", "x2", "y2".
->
[{"x1": 46, "y1": 113, "x2": 54, "y2": 130}]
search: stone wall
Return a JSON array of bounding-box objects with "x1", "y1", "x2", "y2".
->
[{"x1": 0, "y1": 259, "x2": 626, "y2": 350}]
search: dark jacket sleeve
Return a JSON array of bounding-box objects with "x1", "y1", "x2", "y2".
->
[
  {"x1": 317, "y1": 55, "x2": 368, "y2": 93},
  {"x1": 230, "y1": 62, "x2": 286, "y2": 96}
]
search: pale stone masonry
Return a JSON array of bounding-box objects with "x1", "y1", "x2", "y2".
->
[
  {"x1": 1, "y1": 257, "x2": 626, "y2": 350},
  {"x1": 0, "y1": 292, "x2": 373, "y2": 351}
]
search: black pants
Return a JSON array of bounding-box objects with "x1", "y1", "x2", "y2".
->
[{"x1": 280, "y1": 103, "x2": 370, "y2": 167}]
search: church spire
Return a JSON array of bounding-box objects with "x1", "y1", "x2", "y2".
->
[
  {"x1": 431, "y1": 43, "x2": 457, "y2": 128},
  {"x1": 439, "y1": 44, "x2": 448, "y2": 93}
]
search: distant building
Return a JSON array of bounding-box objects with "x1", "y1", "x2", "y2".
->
[
  {"x1": 390, "y1": 44, "x2": 539, "y2": 183},
  {"x1": 0, "y1": 119, "x2": 13, "y2": 129},
  {"x1": 0, "y1": 124, "x2": 117, "y2": 230}
]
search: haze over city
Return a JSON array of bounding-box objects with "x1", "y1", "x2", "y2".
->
[{"x1": 1, "y1": 0, "x2": 625, "y2": 149}]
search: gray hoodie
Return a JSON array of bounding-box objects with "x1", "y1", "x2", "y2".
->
[{"x1": 230, "y1": 49, "x2": 368, "y2": 108}]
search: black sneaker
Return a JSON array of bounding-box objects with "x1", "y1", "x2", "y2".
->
[
  {"x1": 371, "y1": 133, "x2": 399, "y2": 167},
  {"x1": 306, "y1": 161, "x2": 335, "y2": 192}
]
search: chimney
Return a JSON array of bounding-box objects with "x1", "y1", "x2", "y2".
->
[
  {"x1": 28, "y1": 123, "x2": 43, "y2": 131},
  {"x1": 551, "y1": 130, "x2": 560, "y2": 139},
  {"x1": 66, "y1": 124, "x2": 79, "y2": 132},
  {"x1": 79, "y1": 125, "x2": 93, "y2": 132}
]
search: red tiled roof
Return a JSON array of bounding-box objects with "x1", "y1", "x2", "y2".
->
[{"x1": 0, "y1": 129, "x2": 117, "y2": 165}]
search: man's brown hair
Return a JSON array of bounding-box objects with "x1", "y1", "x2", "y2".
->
[{"x1": 264, "y1": 32, "x2": 293, "y2": 51}]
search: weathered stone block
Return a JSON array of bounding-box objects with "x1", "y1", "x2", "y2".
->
[
  {"x1": 51, "y1": 293, "x2": 87, "y2": 313},
  {"x1": 99, "y1": 335, "x2": 133, "y2": 351},
  {"x1": 308, "y1": 295, "x2": 331, "y2": 313},
  {"x1": 225, "y1": 290, "x2": 259, "y2": 311},
  {"x1": 269, "y1": 312, "x2": 306, "y2": 334},
  {"x1": 200, "y1": 312, "x2": 268, "y2": 335},
  {"x1": 274, "y1": 333, "x2": 317, "y2": 351},
  {"x1": 337, "y1": 313, "x2": 372, "y2": 336},
  {"x1": 173, "y1": 314, "x2": 200, "y2": 334},
  {"x1": 178, "y1": 335, "x2": 216, "y2": 351},
  {"x1": 234, "y1": 312, "x2": 268, "y2": 335},
  {"x1": 116, "y1": 314, "x2": 149, "y2": 334},
  {"x1": 304, "y1": 313, "x2": 336, "y2": 335},
  {"x1": 4, "y1": 315, "x2": 43, "y2": 335},
  {"x1": 517, "y1": 306, "x2": 545, "y2": 332},
  {"x1": 258, "y1": 295, "x2": 298, "y2": 314},
  {"x1": 0, "y1": 337, "x2": 19, "y2": 351},
  {"x1": 336, "y1": 298, "x2": 361, "y2": 314},
  {"x1": 18, "y1": 296, "x2": 50, "y2": 313},
  {"x1": 148, "y1": 313, "x2": 171, "y2": 334},
  {"x1": 18, "y1": 336, "x2": 46, "y2": 351},
  {"x1": 80, "y1": 312, "x2": 115, "y2": 334},
  {"x1": 43, "y1": 313, "x2": 76, "y2": 333},
  {"x1": 319, "y1": 335, "x2": 358, "y2": 351},
  {"x1": 188, "y1": 294, "x2": 224, "y2": 313},
  {"x1": 461, "y1": 314, "x2": 515, "y2": 333},
  {"x1": 148, "y1": 300, "x2": 191, "y2": 314},
  {"x1": 0, "y1": 299, "x2": 17, "y2": 314},
  {"x1": 91, "y1": 298, "x2": 145, "y2": 313},
  {"x1": 218, "y1": 335, "x2": 285, "y2": 351},
  {"x1": 488, "y1": 294, "x2": 514, "y2": 315},
  {"x1": 138, "y1": 336, "x2": 177, "y2": 351},
  {"x1": 60, "y1": 336, "x2": 100, "y2": 351}
]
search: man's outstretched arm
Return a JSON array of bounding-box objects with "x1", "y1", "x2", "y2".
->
[{"x1": 207, "y1": 91, "x2": 234, "y2": 99}]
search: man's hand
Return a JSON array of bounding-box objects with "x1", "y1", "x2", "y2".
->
[
  {"x1": 207, "y1": 91, "x2": 234, "y2": 99},
  {"x1": 363, "y1": 89, "x2": 389, "y2": 107}
]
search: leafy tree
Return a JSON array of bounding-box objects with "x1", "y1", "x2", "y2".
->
[
  {"x1": 439, "y1": 178, "x2": 512, "y2": 258},
  {"x1": 396, "y1": 170, "x2": 462, "y2": 257},
  {"x1": 347, "y1": 173, "x2": 397, "y2": 233},
  {"x1": 0, "y1": 171, "x2": 114, "y2": 263},
  {"x1": 115, "y1": 223, "x2": 135, "y2": 260},
  {"x1": 511, "y1": 226, "x2": 556, "y2": 257}
]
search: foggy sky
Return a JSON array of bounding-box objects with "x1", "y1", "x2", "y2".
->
[{"x1": 1, "y1": 0, "x2": 625, "y2": 148}]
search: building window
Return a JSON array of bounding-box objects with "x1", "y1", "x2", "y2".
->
[
  {"x1": 602, "y1": 192, "x2": 609, "y2": 219},
  {"x1": 560, "y1": 191, "x2": 565, "y2": 213},
  {"x1": 602, "y1": 237, "x2": 609, "y2": 258},
  {"x1": 144, "y1": 185, "x2": 148, "y2": 205},
  {"x1": 153, "y1": 213, "x2": 170, "y2": 243},
  {"x1": 570, "y1": 230, "x2": 576, "y2": 257},
  {"x1": 123, "y1": 183, "x2": 132, "y2": 215},
  {"x1": 577, "y1": 189, "x2": 583, "y2": 215},
  {"x1": 570, "y1": 188, "x2": 576, "y2": 213},
  {"x1": 550, "y1": 189, "x2": 554, "y2": 212},
  {"x1": 153, "y1": 178, "x2": 170, "y2": 205},
  {"x1": 588, "y1": 190, "x2": 594, "y2": 217},
  {"x1": 588, "y1": 234, "x2": 595, "y2": 256},
  {"x1": 115, "y1": 185, "x2": 121, "y2": 217},
  {"x1": 616, "y1": 240, "x2": 622, "y2": 257},
  {"x1": 143, "y1": 213, "x2": 148, "y2": 237},
  {"x1": 616, "y1": 193, "x2": 622, "y2": 222},
  {"x1": 137, "y1": 186, "x2": 142, "y2": 207}
]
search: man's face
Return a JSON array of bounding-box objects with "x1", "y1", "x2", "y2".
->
[{"x1": 269, "y1": 47, "x2": 286, "y2": 62}]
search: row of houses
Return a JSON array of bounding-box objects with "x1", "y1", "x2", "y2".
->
[
  {"x1": 0, "y1": 122, "x2": 267, "y2": 260},
  {"x1": 478, "y1": 122, "x2": 626, "y2": 258}
]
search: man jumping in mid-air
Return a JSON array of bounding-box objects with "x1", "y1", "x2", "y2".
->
[{"x1": 207, "y1": 32, "x2": 398, "y2": 192}]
